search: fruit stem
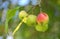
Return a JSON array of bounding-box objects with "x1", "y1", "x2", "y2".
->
[{"x1": 12, "y1": 18, "x2": 26, "y2": 35}]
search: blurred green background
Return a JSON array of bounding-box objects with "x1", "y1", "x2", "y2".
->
[{"x1": 0, "y1": 0, "x2": 60, "y2": 39}]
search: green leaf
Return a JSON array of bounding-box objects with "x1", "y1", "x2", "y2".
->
[
  {"x1": 5, "y1": 7, "x2": 19, "y2": 34},
  {"x1": 6, "y1": 7, "x2": 19, "y2": 21}
]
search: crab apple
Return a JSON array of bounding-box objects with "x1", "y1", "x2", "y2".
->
[
  {"x1": 18, "y1": 0, "x2": 30, "y2": 6},
  {"x1": 37, "y1": 12, "x2": 49, "y2": 24},
  {"x1": 19, "y1": 10, "x2": 28, "y2": 19},
  {"x1": 26, "y1": 15, "x2": 37, "y2": 26},
  {"x1": 35, "y1": 24, "x2": 48, "y2": 32}
]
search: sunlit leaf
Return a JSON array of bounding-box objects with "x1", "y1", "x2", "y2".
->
[{"x1": 6, "y1": 7, "x2": 19, "y2": 21}]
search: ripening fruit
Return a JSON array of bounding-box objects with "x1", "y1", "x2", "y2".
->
[
  {"x1": 18, "y1": 0, "x2": 30, "y2": 6},
  {"x1": 26, "y1": 15, "x2": 37, "y2": 26},
  {"x1": 37, "y1": 12, "x2": 49, "y2": 24},
  {"x1": 35, "y1": 24, "x2": 48, "y2": 32},
  {"x1": 19, "y1": 10, "x2": 28, "y2": 19},
  {"x1": 31, "y1": 0, "x2": 38, "y2": 6},
  {"x1": 35, "y1": 12, "x2": 49, "y2": 32}
]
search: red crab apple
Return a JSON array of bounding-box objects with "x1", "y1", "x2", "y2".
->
[
  {"x1": 35, "y1": 12, "x2": 49, "y2": 32},
  {"x1": 37, "y1": 12, "x2": 49, "y2": 24}
]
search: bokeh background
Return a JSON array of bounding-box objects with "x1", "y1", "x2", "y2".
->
[{"x1": 0, "y1": 0, "x2": 60, "y2": 39}]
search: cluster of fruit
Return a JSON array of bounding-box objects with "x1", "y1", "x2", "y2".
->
[{"x1": 19, "y1": 10, "x2": 49, "y2": 32}]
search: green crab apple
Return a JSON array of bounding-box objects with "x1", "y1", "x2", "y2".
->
[
  {"x1": 35, "y1": 24, "x2": 48, "y2": 32},
  {"x1": 19, "y1": 10, "x2": 28, "y2": 19},
  {"x1": 26, "y1": 15, "x2": 37, "y2": 26}
]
